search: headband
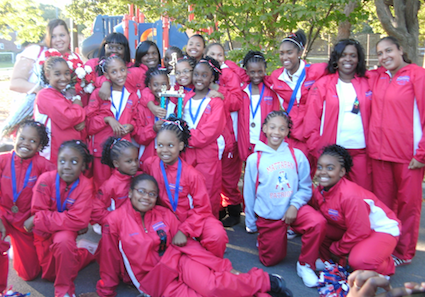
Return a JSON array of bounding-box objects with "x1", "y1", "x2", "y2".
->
[
  {"x1": 199, "y1": 59, "x2": 221, "y2": 74},
  {"x1": 253, "y1": 54, "x2": 266, "y2": 61},
  {"x1": 162, "y1": 120, "x2": 184, "y2": 131},
  {"x1": 282, "y1": 34, "x2": 304, "y2": 51}
]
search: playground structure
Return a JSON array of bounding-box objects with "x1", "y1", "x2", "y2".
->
[{"x1": 81, "y1": 5, "x2": 189, "y2": 60}]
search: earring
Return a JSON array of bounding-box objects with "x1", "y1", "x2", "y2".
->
[{"x1": 333, "y1": 62, "x2": 338, "y2": 69}]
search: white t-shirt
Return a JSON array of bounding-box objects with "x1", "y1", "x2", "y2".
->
[
  {"x1": 336, "y1": 79, "x2": 366, "y2": 149},
  {"x1": 249, "y1": 94, "x2": 262, "y2": 144}
]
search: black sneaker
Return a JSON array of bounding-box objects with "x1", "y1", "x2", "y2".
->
[{"x1": 268, "y1": 274, "x2": 293, "y2": 297}]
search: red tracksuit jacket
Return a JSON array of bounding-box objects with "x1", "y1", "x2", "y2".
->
[
  {"x1": 34, "y1": 88, "x2": 86, "y2": 165},
  {"x1": 368, "y1": 64, "x2": 425, "y2": 164},
  {"x1": 31, "y1": 170, "x2": 94, "y2": 239},
  {"x1": 0, "y1": 152, "x2": 54, "y2": 230},
  {"x1": 304, "y1": 72, "x2": 372, "y2": 158},
  {"x1": 218, "y1": 62, "x2": 243, "y2": 153},
  {"x1": 182, "y1": 91, "x2": 226, "y2": 164},
  {"x1": 85, "y1": 87, "x2": 138, "y2": 158},
  {"x1": 238, "y1": 82, "x2": 280, "y2": 161},
  {"x1": 142, "y1": 156, "x2": 214, "y2": 238},
  {"x1": 91, "y1": 169, "x2": 135, "y2": 225},
  {"x1": 310, "y1": 178, "x2": 401, "y2": 257},
  {"x1": 264, "y1": 63, "x2": 327, "y2": 142}
]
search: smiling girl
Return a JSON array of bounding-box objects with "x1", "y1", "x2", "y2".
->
[
  {"x1": 182, "y1": 56, "x2": 226, "y2": 218},
  {"x1": 86, "y1": 55, "x2": 138, "y2": 189},
  {"x1": 264, "y1": 30, "x2": 326, "y2": 158},
  {"x1": 34, "y1": 56, "x2": 86, "y2": 165},
  {"x1": 368, "y1": 36, "x2": 425, "y2": 266},
  {"x1": 185, "y1": 34, "x2": 205, "y2": 62},
  {"x1": 303, "y1": 39, "x2": 372, "y2": 190},
  {"x1": 244, "y1": 111, "x2": 326, "y2": 287}
]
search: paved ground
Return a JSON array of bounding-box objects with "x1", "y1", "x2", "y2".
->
[{"x1": 5, "y1": 203, "x2": 425, "y2": 297}]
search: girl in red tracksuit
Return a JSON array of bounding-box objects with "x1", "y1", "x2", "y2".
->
[
  {"x1": 181, "y1": 56, "x2": 226, "y2": 218},
  {"x1": 205, "y1": 43, "x2": 244, "y2": 227},
  {"x1": 34, "y1": 56, "x2": 86, "y2": 165},
  {"x1": 24, "y1": 140, "x2": 95, "y2": 297},
  {"x1": 92, "y1": 174, "x2": 293, "y2": 297},
  {"x1": 263, "y1": 30, "x2": 327, "y2": 157},
  {"x1": 238, "y1": 51, "x2": 280, "y2": 162},
  {"x1": 368, "y1": 36, "x2": 425, "y2": 266},
  {"x1": 85, "y1": 55, "x2": 138, "y2": 189},
  {"x1": 132, "y1": 69, "x2": 173, "y2": 164},
  {"x1": 91, "y1": 137, "x2": 139, "y2": 225},
  {"x1": 304, "y1": 39, "x2": 372, "y2": 190},
  {"x1": 311, "y1": 144, "x2": 400, "y2": 276},
  {"x1": 142, "y1": 115, "x2": 229, "y2": 258},
  {"x1": 0, "y1": 120, "x2": 54, "y2": 292}
]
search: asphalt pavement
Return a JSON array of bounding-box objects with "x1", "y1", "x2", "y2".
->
[{"x1": 6, "y1": 204, "x2": 425, "y2": 297}]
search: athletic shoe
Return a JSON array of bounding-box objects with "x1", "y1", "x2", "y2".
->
[
  {"x1": 287, "y1": 228, "x2": 300, "y2": 240},
  {"x1": 297, "y1": 261, "x2": 319, "y2": 287},
  {"x1": 392, "y1": 255, "x2": 412, "y2": 267},
  {"x1": 268, "y1": 274, "x2": 294, "y2": 297},
  {"x1": 315, "y1": 258, "x2": 326, "y2": 271},
  {"x1": 77, "y1": 239, "x2": 99, "y2": 255}
]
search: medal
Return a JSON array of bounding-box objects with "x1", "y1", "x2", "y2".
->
[
  {"x1": 249, "y1": 83, "x2": 265, "y2": 127},
  {"x1": 11, "y1": 152, "x2": 32, "y2": 214},
  {"x1": 11, "y1": 205, "x2": 18, "y2": 213},
  {"x1": 251, "y1": 122, "x2": 256, "y2": 128}
]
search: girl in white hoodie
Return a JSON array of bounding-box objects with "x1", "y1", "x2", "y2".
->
[{"x1": 244, "y1": 110, "x2": 327, "y2": 288}]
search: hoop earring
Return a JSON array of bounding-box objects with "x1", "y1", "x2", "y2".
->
[{"x1": 332, "y1": 62, "x2": 338, "y2": 69}]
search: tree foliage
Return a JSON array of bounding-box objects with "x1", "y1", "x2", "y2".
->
[{"x1": 0, "y1": 0, "x2": 45, "y2": 44}]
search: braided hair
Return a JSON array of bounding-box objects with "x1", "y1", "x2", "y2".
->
[
  {"x1": 101, "y1": 137, "x2": 137, "y2": 169},
  {"x1": 242, "y1": 50, "x2": 267, "y2": 69},
  {"x1": 177, "y1": 55, "x2": 197, "y2": 70},
  {"x1": 320, "y1": 144, "x2": 353, "y2": 174},
  {"x1": 197, "y1": 56, "x2": 221, "y2": 82},
  {"x1": 41, "y1": 56, "x2": 69, "y2": 85},
  {"x1": 96, "y1": 55, "x2": 126, "y2": 76},
  {"x1": 18, "y1": 120, "x2": 49, "y2": 152},
  {"x1": 262, "y1": 110, "x2": 293, "y2": 139},
  {"x1": 281, "y1": 29, "x2": 307, "y2": 54},
  {"x1": 144, "y1": 68, "x2": 169, "y2": 90},
  {"x1": 158, "y1": 114, "x2": 191, "y2": 152},
  {"x1": 59, "y1": 140, "x2": 93, "y2": 170}
]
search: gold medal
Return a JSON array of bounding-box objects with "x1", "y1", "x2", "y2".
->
[
  {"x1": 11, "y1": 205, "x2": 18, "y2": 213},
  {"x1": 251, "y1": 122, "x2": 256, "y2": 128}
]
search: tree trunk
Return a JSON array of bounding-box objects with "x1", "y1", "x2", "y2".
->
[
  {"x1": 337, "y1": 1, "x2": 359, "y2": 40},
  {"x1": 374, "y1": 0, "x2": 420, "y2": 65}
]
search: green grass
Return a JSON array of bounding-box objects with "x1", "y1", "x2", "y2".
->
[{"x1": 0, "y1": 62, "x2": 14, "y2": 69}]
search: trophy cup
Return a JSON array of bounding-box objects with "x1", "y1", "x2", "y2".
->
[{"x1": 159, "y1": 52, "x2": 185, "y2": 118}]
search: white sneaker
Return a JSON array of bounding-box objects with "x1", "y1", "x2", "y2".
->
[
  {"x1": 7, "y1": 244, "x2": 13, "y2": 260},
  {"x1": 77, "y1": 239, "x2": 98, "y2": 255},
  {"x1": 315, "y1": 258, "x2": 325, "y2": 271},
  {"x1": 287, "y1": 229, "x2": 300, "y2": 239},
  {"x1": 297, "y1": 261, "x2": 319, "y2": 287}
]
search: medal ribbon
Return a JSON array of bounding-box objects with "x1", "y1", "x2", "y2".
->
[
  {"x1": 184, "y1": 86, "x2": 193, "y2": 92},
  {"x1": 110, "y1": 86, "x2": 125, "y2": 120},
  {"x1": 286, "y1": 66, "x2": 306, "y2": 114},
  {"x1": 249, "y1": 83, "x2": 266, "y2": 121},
  {"x1": 189, "y1": 97, "x2": 207, "y2": 124},
  {"x1": 11, "y1": 152, "x2": 33, "y2": 205},
  {"x1": 160, "y1": 158, "x2": 182, "y2": 212},
  {"x1": 55, "y1": 173, "x2": 79, "y2": 213}
]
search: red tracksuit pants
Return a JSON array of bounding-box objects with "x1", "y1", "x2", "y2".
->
[
  {"x1": 256, "y1": 205, "x2": 327, "y2": 267},
  {"x1": 320, "y1": 224, "x2": 398, "y2": 275},
  {"x1": 197, "y1": 216, "x2": 229, "y2": 258},
  {"x1": 221, "y1": 144, "x2": 243, "y2": 207},
  {"x1": 191, "y1": 160, "x2": 222, "y2": 219},
  {"x1": 346, "y1": 149, "x2": 372, "y2": 191},
  {"x1": 0, "y1": 219, "x2": 40, "y2": 288},
  {"x1": 34, "y1": 230, "x2": 95, "y2": 297},
  {"x1": 371, "y1": 159, "x2": 424, "y2": 261},
  {"x1": 93, "y1": 157, "x2": 113, "y2": 190},
  {"x1": 0, "y1": 239, "x2": 10, "y2": 292},
  {"x1": 163, "y1": 256, "x2": 272, "y2": 297}
]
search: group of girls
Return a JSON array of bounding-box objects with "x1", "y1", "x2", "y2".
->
[{"x1": 2, "y1": 20, "x2": 424, "y2": 295}]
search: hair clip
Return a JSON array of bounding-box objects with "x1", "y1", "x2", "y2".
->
[
  {"x1": 162, "y1": 120, "x2": 184, "y2": 131},
  {"x1": 76, "y1": 141, "x2": 81, "y2": 145}
]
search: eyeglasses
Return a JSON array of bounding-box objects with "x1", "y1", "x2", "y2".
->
[
  {"x1": 105, "y1": 44, "x2": 124, "y2": 51},
  {"x1": 134, "y1": 188, "x2": 158, "y2": 198},
  {"x1": 176, "y1": 69, "x2": 192, "y2": 76}
]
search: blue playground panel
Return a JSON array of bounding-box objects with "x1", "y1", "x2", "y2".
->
[{"x1": 81, "y1": 15, "x2": 189, "y2": 60}]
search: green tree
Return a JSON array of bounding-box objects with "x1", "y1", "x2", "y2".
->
[{"x1": 0, "y1": 0, "x2": 45, "y2": 43}]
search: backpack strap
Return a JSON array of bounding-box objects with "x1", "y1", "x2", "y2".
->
[
  {"x1": 288, "y1": 145, "x2": 298, "y2": 173},
  {"x1": 255, "y1": 151, "x2": 262, "y2": 194}
]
